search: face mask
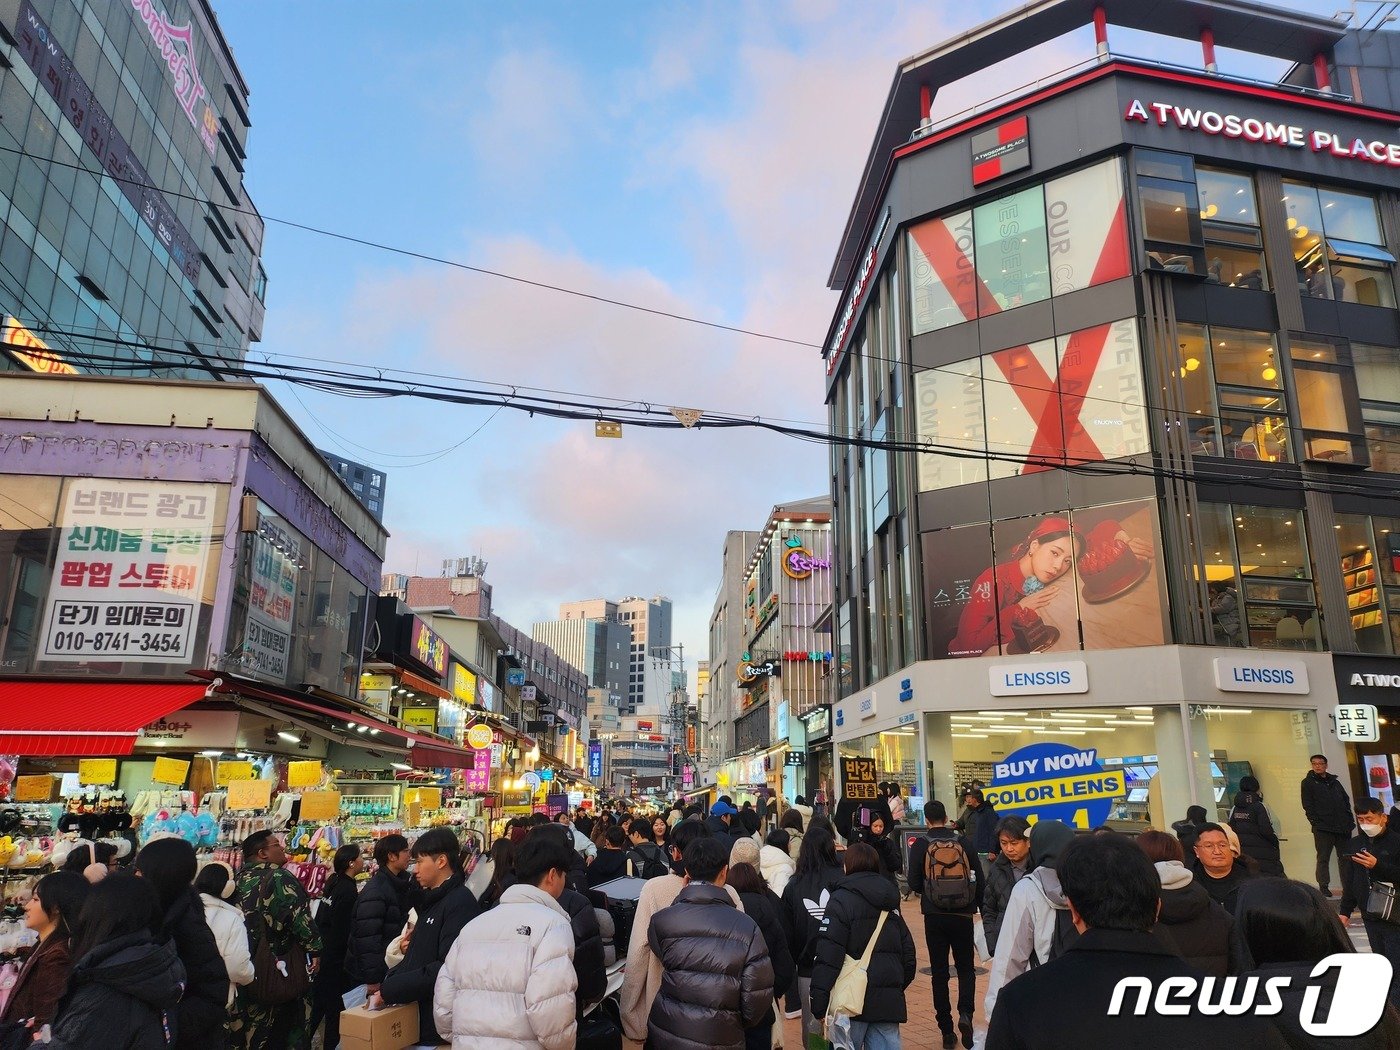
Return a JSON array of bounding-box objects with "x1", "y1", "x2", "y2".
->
[{"x1": 1362, "y1": 823, "x2": 1384, "y2": 838}]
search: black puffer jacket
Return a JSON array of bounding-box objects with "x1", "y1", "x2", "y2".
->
[
  {"x1": 47, "y1": 933, "x2": 187, "y2": 1050},
  {"x1": 646, "y1": 882, "x2": 775, "y2": 1050},
  {"x1": 736, "y1": 888, "x2": 794, "y2": 1028},
  {"x1": 1301, "y1": 771, "x2": 1354, "y2": 835},
  {"x1": 160, "y1": 888, "x2": 228, "y2": 1050},
  {"x1": 346, "y1": 867, "x2": 412, "y2": 985},
  {"x1": 380, "y1": 875, "x2": 480, "y2": 1043},
  {"x1": 781, "y1": 863, "x2": 845, "y2": 977},
  {"x1": 980, "y1": 850, "x2": 1028, "y2": 952},
  {"x1": 1229, "y1": 792, "x2": 1284, "y2": 876},
  {"x1": 1150, "y1": 862, "x2": 1233, "y2": 978},
  {"x1": 559, "y1": 888, "x2": 606, "y2": 1015},
  {"x1": 586, "y1": 848, "x2": 633, "y2": 887},
  {"x1": 809, "y1": 871, "x2": 917, "y2": 1024},
  {"x1": 317, "y1": 873, "x2": 359, "y2": 985}
]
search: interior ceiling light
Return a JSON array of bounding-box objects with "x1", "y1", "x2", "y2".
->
[{"x1": 277, "y1": 725, "x2": 300, "y2": 742}]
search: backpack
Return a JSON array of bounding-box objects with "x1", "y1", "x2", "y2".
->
[
  {"x1": 628, "y1": 843, "x2": 670, "y2": 880},
  {"x1": 922, "y1": 835, "x2": 977, "y2": 911},
  {"x1": 1029, "y1": 907, "x2": 1080, "y2": 967}
]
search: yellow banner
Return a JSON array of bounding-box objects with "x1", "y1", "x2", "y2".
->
[
  {"x1": 984, "y1": 769, "x2": 1126, "y2": 811},
  {"x1": 227, "y1": 778, "x2": 273, "y2": 810},
  {"x1": 216, "y1": 761, "x2": 254, "y2": 785},
  {"x1": 13, "y1": 775, "x2": 51, "y2": 802},
  {"x1": 404, "y1": 787, "x2": 442, "y2": 809},
  {"x1": 287, "y1": 761, "x2": 323, "y2": 788},
  {"x1": 77, "y1": 759, "x2": 117, "y2": 786},
  {"x1": 298, "y1": 790, "x2": 341, "y2": 822},
  {"x1": 151, "y1": 756, "x2": 190, "y2": 787},
  {"x1": 403, "y1": 708, "x2": 437, "y2": 729}
]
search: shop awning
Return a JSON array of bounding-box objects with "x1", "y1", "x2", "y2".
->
[
  {"x1": 0, "y1": 680, "x2": 210, "y2": 756},
  {"x1": 411, "y1": 741, "x2": 475, "y2": 770}
]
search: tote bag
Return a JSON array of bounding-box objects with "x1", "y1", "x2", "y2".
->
[{"x1": 825, "y1": 911, "x2": 890, "y2": 1020}]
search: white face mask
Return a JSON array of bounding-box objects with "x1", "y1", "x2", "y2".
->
[{"x1": 1361, "y1": 823, "x2": 1385, "y2": 838}]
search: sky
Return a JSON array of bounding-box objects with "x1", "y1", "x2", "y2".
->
[{"x1": 212, "y1": 0, "x2": 1343, "y2": 686}]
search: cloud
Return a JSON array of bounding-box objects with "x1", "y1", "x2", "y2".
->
[{"x1": 466, "y1": 47, "x2": 593, "y2": 185}]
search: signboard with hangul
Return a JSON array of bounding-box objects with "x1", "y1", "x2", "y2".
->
[
  {"x1": 38, "y1": 479, "x2": 217, "y2": 664},
  {"x1": 842, "y1": 756, "x2": 880, "y2": 800},
  {"x1": 243, "y1": 515, "x2": 299, "y2": 684},
  {"x1": 1334, "y1": 703, "x2": 1380, "y2": 743}
]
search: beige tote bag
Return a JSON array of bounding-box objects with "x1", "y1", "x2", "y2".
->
[{"x1": 825, "y1": 910, "x2": 890, "y2": 1020}]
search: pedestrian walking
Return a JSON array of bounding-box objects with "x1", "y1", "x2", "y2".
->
[
  {"x1": 760, "y1": 829, "x2": 796, "y2": 897},
  {"x1": 1188, "y1": 822, "x2": 1257, "y2": 914},
  {"x1": 379, "y1": 827, "x2": 481, "y2": 1044},
  {"x1": 587, "y1": 826, "x2": 634, "y2": 886},
  {"x1": 726, "y1": 858, "x2": 794, "y2": 1050},
  {"x1": 345, "y1": 833, "x2": 413, "y2": 994},
  {"x1": 1340, "y1": 796, "x2": 1400, "y2": 1005},
  {"x1": 431, "y1": 827, "x2": 578, "y2": 1049},
  {"x1": 779, "y1": 809, "x2": 805, "y2": 861},
  {"x1": 809, "y1": 843, "x2": 917, "y2": 1050},
  {"x1": 983, "y1": 819, "x2": 1076, "y2": 1020},
  {"x1": 1135, "y1": 829, "x2": 1232, "y2": 978},
  {"x1": 1236, "y1": 877, "x2": 1400, "y2": 1048},
  {"x1": 980, "y1": 816, "x2": 1030, "y2": 958},
  {"x1": 309, "y1": 843, "x2": 362, "y2": 1050},
  {"x1": 1301, "y1": 753, "x2": 1354, "y2": 896},
  {"x1": 0, "y1": 871, "x2": 87, "y2": 1032},
  {"x1": 780, "y1": 825, "x2": 846, "y2": 1041},
  {"x1": 707, "y1": 800, "x2": 748, "y2": 849},
  {"x1": 193, "y1": 862, "x2": 256, "y2": 1011},
  {"x1": 646, "y1": 836, "x2": 774, "y2": 1050},
  {"x1": 1229, "y1": 775, "x2": 1284, "y2": 876},
  {"x1": 232, "y1": 829, "x2": 323, "y2": 1050},
  {"x1": 44, "y1": 877, "x2": 187, "y2": 1050},
  {"x1": 134, "y1": 837, "x2": 230, "y2": 1050},
  {"x1": 906, "y1": 799, "x2": 981, "y2": 1048},
  {"x1": 984, "y1": 835, "x2": 1288, "y2": 1049},
  {"x1": 628, "y1": 818, "x2": 672, "y2": 879}
]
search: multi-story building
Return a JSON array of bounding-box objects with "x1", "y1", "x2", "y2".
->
[
  {"x1": 705, "y1": 530, "x2": 760, "y2": 789},
  {"x1": 532, "y1": 611, "x2": 629, "y2": 705},
  {"x1": 561, "y1": 594, "x2": 672, "y2": 715},
  {"x1": 821, "y1": 0, "x2": 1400, "y2": 873},
  {"x1": 0, "y1": 0, "x2": 265, "y2": 381},
  {"x1": 319, "y1": 452, "x2": 386, "y2": 521}
]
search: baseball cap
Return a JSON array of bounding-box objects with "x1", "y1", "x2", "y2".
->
[{"x1": 711, "y1": 800, "x2": 738, "y2": 816}]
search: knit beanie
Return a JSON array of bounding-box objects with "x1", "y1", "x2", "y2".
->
[{"x1": 730, "y1": 836, "x2": 760, "y2": 870}]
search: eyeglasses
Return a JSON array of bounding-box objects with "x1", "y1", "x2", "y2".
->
[{"x1": 1197, "y1": 842, "x2": 1231, "y2": 852}]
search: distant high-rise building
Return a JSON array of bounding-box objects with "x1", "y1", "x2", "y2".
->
[
  {"x1": 560, "y1": 595, "x2": 672, "y2": 716},
  {"x1": 319, "y1": 452, "x2": 387, "y2": 521},
  {"x1": 531, "y1": 615, "x2": 629, "y2": 706},
  {"x1": 707, "y1": 531, "x2": 760, "y2": 773}
]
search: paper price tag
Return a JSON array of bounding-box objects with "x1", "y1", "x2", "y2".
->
[
  {"x1": 227, "y1": 778, "x2": 273, "y2": 810},
  {"x1": 287, "y1": 760, "x2": 323, "y2": 788},
  {"x1": 13, "y1": 775, "x2": 51, "y2": 802},
  {"x1": 298, "y1": 791, "x2": 341, "y2": 822},
  {"x1": 151, "y1": 756, "x2": 190, "y2": 786},
  {"x1": 77, "y1": 759, "x2": 117, "y2": 786},
  {"x1": 216, "y1": 761, "x2": 254, "y2": 785}
]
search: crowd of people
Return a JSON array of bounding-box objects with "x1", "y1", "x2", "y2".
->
[{"x1": 1, "y1": 768, "x2": 1397, "y2": 1049}]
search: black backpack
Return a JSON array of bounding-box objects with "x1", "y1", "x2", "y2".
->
[
  {"x1": 1029, "y1": 906, "x2": 1080, "y2": 966},
  {"x1": 628, "y1": 843, "x2": 670, "y2": 880}
]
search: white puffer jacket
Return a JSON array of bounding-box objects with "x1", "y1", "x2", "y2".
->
[
  {"x1": 200, "y1": 893, "x2": 256, "y2": 1007},
  {"x1": 432, "y1": 882, "x2": 577, "y2": 1050},
  {"x1": 759, "y1": 843, "x2": 795, "y2": 898}
]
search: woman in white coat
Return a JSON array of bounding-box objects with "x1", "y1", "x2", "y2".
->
[
  {"x1": 759, "y1": 829, "x2": 796, "y2": 898},
  {"x1": 193, "y1": 862, "x2": 255, "y2": 1008}
]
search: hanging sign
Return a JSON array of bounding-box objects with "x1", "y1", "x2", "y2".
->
[
  {"x1": 227, "y1": 778, "x2": 273, "y2": 810},
  {"x1": 13, "y1": 775, "x2": 51, "y2": 802},
  {"x1": 151, "y1": 756, "x2": 190, "y2": 786},
  {"x1": 403, "y1": 708, "x2": 437, "y2": 730},
  {"x1": 466, "y1": 723, "x2": 495, "y2": 751},
  {"x1": 1334, "y1": 704, "x2": 1380, "y2": 743},
  {"x1": 841, "y1": 757, "x2": 879, "y2": 800},
  {"x1": 77, "y1": 759, "x2": 117, "y2": 786},
  {"x1": 287, "y1": 761, "x2": 323, "y2": 788},
  {"x1": 298, "y1": 790, "x2": 341, "y2": 822},
  {"x1": 216, "y1": 760, "x2": 254, "y2": 785}
]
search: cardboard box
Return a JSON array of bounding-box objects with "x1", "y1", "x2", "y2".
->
[{"x1": 340, "y1": 1003, "x2": 420, "y2": 1050}]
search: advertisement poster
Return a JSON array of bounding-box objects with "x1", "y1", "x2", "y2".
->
[
  {"x1": 842, "y1": 756, "x2": 879, "y2": 800},
  {"x1": 463, "y1": 746, "x2": 492, "y2": 792},
  {"x1": 924, "y1": 499, "x2": 1166, "y2": 658},
  {"x1": 243, "y1": 518, "x2": 299, "y2": 684},
  {"x1": 1364, "y1": 753, "x2": 1394, "y2": 812},
  {"x1": 38, "y1": 479, "x2": 217, "y2": 664},
  {"x1": 986, "y1": 742, "x2": 1125, "y2": 828}
]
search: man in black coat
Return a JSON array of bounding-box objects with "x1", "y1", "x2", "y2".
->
[
  {"x1": 378, "y1": 828, "x2": 480, "y2": 1043},
  {"x1": 1339, "y1": 797, "x2": 1400, "y2": 1005},
  {"x1": 1301, "y1": 753, "x2": 1354, "y2": 896},
  {"x1": 345, "y1": 832, "x2": 413, "y2": 993},
  {"x1": 705, "y1": 800, "x2": 747, "y2": 849},
  {"x1": 986, "y1": 834, "x2": 1289, "y2": 1049}
]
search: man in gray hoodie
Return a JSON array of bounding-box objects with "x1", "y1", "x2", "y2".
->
[{"x1": 982, "y1": 819, "x2": 1078, "y2": 1019}]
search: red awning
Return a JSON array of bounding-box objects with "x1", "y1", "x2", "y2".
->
[
  {"x1": 0, "y1": 680, "x2": 210, "y2": 756},
  {"x1": 411, "y1": 742, "x2": 475, "y2": 770}
]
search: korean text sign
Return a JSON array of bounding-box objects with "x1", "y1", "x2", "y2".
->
[
  {"x1": 39, "y1": 479, "x2": 217, "y2": 664},
  {"x1": 842, "y1": 756, "x2": 880, "y2": 800}
]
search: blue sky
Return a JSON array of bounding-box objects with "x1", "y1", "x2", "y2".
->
[{"x1": 212, "y1": 0, "x2": 1342, "y2": 678}]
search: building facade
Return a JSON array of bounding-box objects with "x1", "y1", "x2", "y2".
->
[
  {"x1": 319, "y1": 451, "x2": 386, "y2": 521},
  {"x1": 705, "y1": 530, "x2": 760, "y2": 788},
  {"x1": 822, "y1": 0, "x2": 1400, "y2": 868},
  {"x1": 0, "y1": 0, "x2": 265, "y2": 381},
  {"x1": 532, "y1": 611, "x2": 629, "y2": 705},
  {"x1": 561, "y1": 594, "x2": 673, "y2": 715}
]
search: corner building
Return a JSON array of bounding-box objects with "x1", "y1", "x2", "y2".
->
[{"x1": 823, "y1": 0, "x2": 1400, "y2": 876}]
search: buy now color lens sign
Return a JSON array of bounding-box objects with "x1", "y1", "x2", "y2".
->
[{"x1": 984, "y1": 742, "x2": 1124, "y2": 829}]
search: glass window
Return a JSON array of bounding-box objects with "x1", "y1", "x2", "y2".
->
[
  {"x1": 1336, "y1": 515, "x2": 1388, "y2": 654},
  {"x1": 908, "y1": 210, "x2": 977, "y2": 335},
  {"x1": 1058, "y1": 318, "x2": 1149, "y2": 462},
  {"x1": 1355, "y1": 345, "x2": 1400, "y2": 405},
  {"x1": 1044, "y1": 159, "x2": 1130, "y2": 295},
  {"x1": 983, "y1": 338, "x2": 1058, "y2": 475},
  {"x1": 1136, "y1": 150, "x2": 1194, "y2": 181},
  {"x1": 1139, "y1": 180, "x2": 1197, "y2": 245},
  {"x1": 1198, "y1": 503, "x2": 1319, "y2": 650},
  {"x1": 974, "y1": 186, "x2": 1050, "y2": 314},
  {"x1": 1319, "y1": 187, "x2": 1384, "y2": 245},
  {"x1": 1212, "y1": 328, "x2": 1280, "y2": 390},
  {"x1": 1198, "y1": 168, "x2": 1258, "y2": 226},
  {"x1": 1331, "y1": 256, "x2": 1395, "y2": 308},
  {"x1": 914, "y1": 361, "x2": 986, "y2": 491},
  {"x1": 1233, "y1": 507, "x2": 1307, "y2": 579}
]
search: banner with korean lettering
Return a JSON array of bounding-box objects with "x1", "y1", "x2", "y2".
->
[
  {"x1": 39, "y1": 480, "x2": 218, "y2": 664},
  {"x1": 463, "y1": 745, "x2": 492, "y2": 792},
  {"x1": 244, "y1": 515, "x2": 298, "y2": 684}
]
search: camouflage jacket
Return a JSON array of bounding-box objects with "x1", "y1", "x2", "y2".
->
[{"x1": 237, "y1": 861, "x2": 323, "y2": 957}]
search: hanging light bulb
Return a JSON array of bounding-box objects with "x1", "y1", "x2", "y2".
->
[
  {"x1": 1185, "y1": 358, "x2": 1201, "y2": 372},
  {"x1": 1262, "y1": 364, "x2": 1278, "y2": 382}
]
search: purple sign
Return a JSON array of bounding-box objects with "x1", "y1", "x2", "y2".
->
[
  {"x1": 463, "y1": 747, "x2": 492, "y2": 792},
  {"x1": 0, "y1": 422, "x2": 243, "y2": 482}
]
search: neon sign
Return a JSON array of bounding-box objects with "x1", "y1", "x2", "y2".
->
[
  {"x1": 131, "y1": 0, "x2": 218, "y2": 157},
  {"x1": 782, "y1": 537, "x2": 832, "y2": 580}
]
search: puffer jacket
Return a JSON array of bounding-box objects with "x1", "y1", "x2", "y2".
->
[
  {"x1": 432, "y1": 882, "x2": 576, "y2": 1050},
  {"x1": 47, "y1": 933, "x2": 187, "y2": 1050},
  {"x1": 160, "y1": 887, "x2": 229, "y2": 1050},
  {"x1": 1301, "y1": 770, "x2": 1354, "y2": 835},
  {"x1": 346, "y1": 866, "x2": 413, "y2": 985},
  {"x1": 646, "y1": 882, "x2": 775, "y2": 1050},
  {"x1": 759, "y1": 844, "x2": 795, "y2": 898},
  {"x1": 809, "y1": 871, "x2": 916, "y2": 1024},
  {"x1": 382, "y1": 875, "x2": 480, "y2": 1043},
  {"x1": 558, "y1": 888, "x2": 606, "y2": 1015},
  {"x1": 1151, "y1": 861, "x2": 1233, "y2": 978},
  {"x1": 983, "y1": 866, "x2": 1071, "y2": 1018},
  {"x1": 980, "y1": 850, "x2": 1029, "y2": 953},
  {"x1": 781, "y1": 863, "x2": 845, "y2": 977},
  {"x1": 200, "y1": 893, "x2": 255, "y2": 1008},
  {"x1": 735, "y1": 887, "x2": 795, "y2": 1028},
  {"x1": 1229, "y1": 792, "x2": 1284, "y2": 876}
]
